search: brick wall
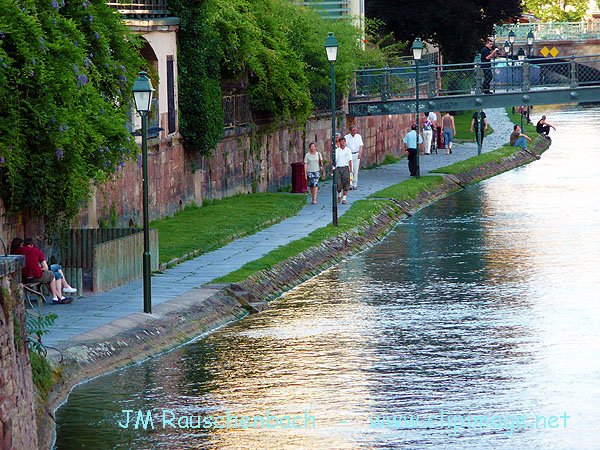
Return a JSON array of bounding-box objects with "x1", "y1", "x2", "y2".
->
[{"x1": 0, "y1": 257, "x2": 39, "y2": 450}]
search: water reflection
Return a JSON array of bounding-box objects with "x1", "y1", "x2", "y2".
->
[{"x1": 55, "y1": 105, "x2": 600, "y2": 450}]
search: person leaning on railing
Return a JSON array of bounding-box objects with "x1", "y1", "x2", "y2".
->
[{"x1": 480, "y1": 39, "x2": 500, "y2": 94}]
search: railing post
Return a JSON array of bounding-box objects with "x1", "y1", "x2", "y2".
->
[
  {"x1": 523, "y1": 61, "x2": 530, "y2": 91},
  {"x1": 570, "y1": 54, "x2": 577, "y2": 88},
  {"x1": 428, "y1": 63, "x2": 436, "y2": 97},
  {"x1": 474, "y1": 55, "x2": 482, "y2": 96},
  {"x1": 381, "y1": 67, "x2": 389, "y2": 101}
]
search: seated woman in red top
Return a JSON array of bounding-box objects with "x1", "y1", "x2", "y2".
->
[{"x1": 13, "y1": 238, "x2": 74, "y2": 304}]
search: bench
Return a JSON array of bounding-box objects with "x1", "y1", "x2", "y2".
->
[{"x1": 22, "y1": 281, "x2": 47, "y2": 311}]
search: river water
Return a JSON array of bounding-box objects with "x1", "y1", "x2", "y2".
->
[{"x1": 54, "y1": 105, "x2": 600, "y2": 450}]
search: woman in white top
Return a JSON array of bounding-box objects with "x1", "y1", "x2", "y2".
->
[{"x1": 304, "y1": 142, "x2": 324, "y2": 204}]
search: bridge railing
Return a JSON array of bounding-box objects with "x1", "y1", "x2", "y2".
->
[
  {"x1": 495, "y1": 21, "x2": 600, "y2": 42},
  {"x1": 350, "y1": 54, "x2": 600, "y2": 102}
]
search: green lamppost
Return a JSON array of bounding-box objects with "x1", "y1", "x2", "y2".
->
[
  {"x1": 325, "y1": 32, "x2": 339, "y2": 227},
  {"x1": 527, "y1": 30, "x2": 535, "y2": 58},
  {"x1": 132, "y1": 71, "x2": 155, "y2": 314},
  {"x1": 508, "y1": 29, "x2": 515, "y2": 90},
  {"x1": 412, "y1": 37, "x2": 423, "y2": 179},
  {"x1": 517, "y1": 48, "x2": 526, "y2": 131}
]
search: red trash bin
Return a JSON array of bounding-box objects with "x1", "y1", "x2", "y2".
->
[{"x1": 291, "y1": 162, "x2": 308, "y2": 193}]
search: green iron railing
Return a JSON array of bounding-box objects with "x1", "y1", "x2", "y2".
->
[
  {"x1": 350, "y1": 54, "x2": 600, "y2": 101},
  {"x1": 495, "y1": 21, "x2": 600, "y2": 41}
]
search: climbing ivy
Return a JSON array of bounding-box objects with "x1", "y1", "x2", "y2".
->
[{"x1": 0, "y1": 0, "x2": 146, "y2": 229}]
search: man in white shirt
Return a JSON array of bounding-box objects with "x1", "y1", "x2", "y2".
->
[
  {"x1": 344, "y1": 125, "x2": 364, "y2": 190},
  {"x1": 335, "y1": 137, "x2": 353, "y2": 204}
]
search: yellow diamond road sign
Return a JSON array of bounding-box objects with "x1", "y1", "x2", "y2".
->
[{"x1": 540, "y1": 46, "x2": 559, "y2": 57}]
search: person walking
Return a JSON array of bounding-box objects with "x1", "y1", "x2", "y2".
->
[
  {"x1": 441, "y1": 112, "x2": 456, "y2": 155},
  {"x1": 510, "y1": 125, "x2": 532, "y2": 149},
  {"x1": 470, "y1": 109, "x2": 488, "y2": 149},
  {"x1": 403, "y1": 124, "x2": 423, "y2": 177},
  {"x1": 422, "y1": 113, "x2": 433, "y2": 156},
  {"x1": 335, "y1": 137, "x2": 353, "y2": 204},
  {"x1": 536, "y1": 115, "x2": 556, "y2": 138},
  {"x1": 480, "y1": 39, "x2": 499, "y2": 94},
  {"x1": 428, "y1": 111, "x2": 439, "y2": 153},
  {"x1": 304, "y1": 142, "x2": 324, "y2": 204},
  {"x1": 344, "y1": 125, "x2": 363, "y2": 190}
]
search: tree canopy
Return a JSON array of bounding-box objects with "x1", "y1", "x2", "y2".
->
[
  {"x1": 523, "y1": 0, "x2": 589, "y2": 22},
  {"x1": 0, "y1": 0, "x2": 146, "y2": 228},
  {"x1": 366, "y1": 0, "x2": 522, "y2": 63}
]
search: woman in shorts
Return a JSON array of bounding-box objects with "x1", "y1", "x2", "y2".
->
[{"x1": 304, "y1": 142, "x2": 324, "y2": 204}]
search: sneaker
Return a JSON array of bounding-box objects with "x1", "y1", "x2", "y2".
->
[
  {"x1": 342, "y1": 199, "x2": 347, "y2": 204},
  {"x1": 63, "y1": 286, "x2": 77, "y2": 294},
  {"x1": 52, "y1": 297, "x2": 73, "y2": 305},
  {"x1": 337, "y1": 194, "x2": 342, "y2": 203}
]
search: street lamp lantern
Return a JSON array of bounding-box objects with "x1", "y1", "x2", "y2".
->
[
  {"x1": 527, "y1": 30, "x2": 534, "y2": 46},
  {"x1": 132, "y1": 71, "x2": 154, "y2": 114},
  {"x1": 517, "y1": 47, "x2": 526, "y2": 61},
  {"x1": 411, "y1": 37, "x2": 423, "y2": 61},
  {"x1": 504, "y1": 40, "x2": 510, "y2": 55},
  {"x1": 508, "y1": 29, "x2": 515, "y2": 45},
  {"x1": 325, "y1": 32, "x2": 338, "y2": 63},
  {"x1": 412, "y1": 37, "x2": 423, "y2": 179},
  {"x1": 325, "y1": 32, "x2": 338, "y2": 226},
  {"x1": 132, "y1": 71, "x2": 155, "y2": 314}
]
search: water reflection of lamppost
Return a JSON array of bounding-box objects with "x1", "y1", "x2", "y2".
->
[
  {"x1": 325, "y1": 32, "x2": 338, "y2": 227},
  {"x1": 132, "y1": 71, "x2": 155, "y2": 314},
  {"x1": 412, "y1": 37, "x2": 423, "y2": 179}
]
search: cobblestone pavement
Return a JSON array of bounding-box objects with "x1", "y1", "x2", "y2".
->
[{"x1": 41, "y1": 108, "x2": 515, "y2": 347}]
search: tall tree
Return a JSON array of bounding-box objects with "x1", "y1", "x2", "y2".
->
[
  {"x1": 523, "y1": 0, "x2": 588, "y2": 21},
  {"x1": 366, "y1": 0, "x2": 522, "y2": 63}
]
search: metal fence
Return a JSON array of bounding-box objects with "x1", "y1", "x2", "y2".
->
[
  {"x1": 222, "y1": 93, "x2": 250, "y2": 129},
  {"x1": 350, "y1": 54, "x2": 600, "y2": 101},
  {"x1": 106, "y1": 0, "x2": 172, "y2": 19},
  {"x1": 496, "y1": 21, "x2": 600, "y2": 41}
]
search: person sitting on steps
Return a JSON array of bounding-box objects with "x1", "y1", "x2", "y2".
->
[{"x1": 510, "y1": 125, "x2": 532, "y2": 150}]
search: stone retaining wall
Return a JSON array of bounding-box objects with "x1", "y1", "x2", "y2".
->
[{"x1": 0, "y1": 257, "x2": 38, "y2": 450}]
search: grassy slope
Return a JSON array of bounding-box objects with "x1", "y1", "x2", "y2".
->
[
  {"x1": 453, "y1": 110, "x2": 495, "y2": 140},
  {"x1": 152, "y1": 193, "x2": 306, "y2": 265}
]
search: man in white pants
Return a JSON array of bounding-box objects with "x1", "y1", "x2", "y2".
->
[{"x1": 344, "y1": 125, "x2": 364, "y2": 190}]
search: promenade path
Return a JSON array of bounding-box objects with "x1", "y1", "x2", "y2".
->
[{"x1": 41, "y1": 108, "x2": 515, "y2": 347}]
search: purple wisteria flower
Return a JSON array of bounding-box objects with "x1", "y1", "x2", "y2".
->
[
  {"x1": 50, "y1": 116, "x2": 55, "y2": 123},
  {"x1": 100, "y1": 107, "x2": 105, "y2": 114},
  {"x1": 59, "y1": 124, "x2": 64, "y2": 131},
  {"x1": 52, "y1": 0, "x2": 59, "y2": 10},
  {"x1": 99, "y1": 146, "x2": 104, "y2": 153},
  {"x1": 119, "y1": 75, "x2": 126, "y2": 83},
  {"x1": 74, "y1": 63, "x2": 79, "y2": 73},
  {"x1": 95, "y1": 32, "x2": 99, "y2": 40},
  {"x1": 84, "y1": 58, "x2": 90, "y2": 69},
  {"x1": 88, "y1": 15, "x2": 93, "y2": 22},
  {"x1": 56, "y1": 148, "x2": 63, "y2": 160},
  {"x1": 73, "y1": 41, "x2": 78, "y2": 47},
  {"x1": 0, "y1": 156, "x2": 5, "y2": 166},
  {"x1": 120, "y1": 65, "x2": 126, "y2": 71},
  {"x1": 77, "y1": 74, "x2": 88, "y2": 86},
  {"x1": 82, "y1": 0, "x2": 89, "y2": 9}
]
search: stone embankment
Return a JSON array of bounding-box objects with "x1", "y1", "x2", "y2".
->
[{"x1": 39, "y1": 138, "x2": 549, "y2": 449}]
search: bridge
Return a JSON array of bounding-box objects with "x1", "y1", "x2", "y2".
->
[{"x1": 348, "y1": 53, "x2": 600, "y2": 117}]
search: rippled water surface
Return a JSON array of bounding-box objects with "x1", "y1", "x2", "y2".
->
[{"x1": 55, "y1": 105, "x2": 600, "y2": 449}]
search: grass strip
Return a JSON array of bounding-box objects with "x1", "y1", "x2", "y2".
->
[
  {"x1": 453, "y1": 110, "x2": 495, "y2": 140},
  {"x1": 429, "y1": 144, "x2": 520, "y2": 175},
  {"x1": 213, "y1": 198, "x2": 393, "y2": 283},
  {"x1": 368, "y1": 175, "x2": 445, "y2": 199},
  {"x1": 151, "y1": 193, "x2": 306, "y2": 265}
]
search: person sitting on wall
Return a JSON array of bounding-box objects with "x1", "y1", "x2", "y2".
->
[
  {"x1": 536, "y1": 115, "x2": 556, "y2": 139},
  {"x1": 510, "y1": 125, "x2": 532, "y2": 150},
  {"x1": 13, "y1": 238, "x2": 74, "y2": 304}
]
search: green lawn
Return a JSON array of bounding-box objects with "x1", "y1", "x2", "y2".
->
[
  {"x1": 430, "y1": 144, "x2": 521, "y2": 175},
  {"x1": 453, "y1": 110, "x2": 495, "y2": 140},
  {"x1": 368, "y1": 175, "x2": 445, "y2": 199},
  {"x1": 151, "y1": 193, "x2": 306, "y2": 265}
]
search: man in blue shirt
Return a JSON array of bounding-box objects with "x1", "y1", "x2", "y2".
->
[{"x1": 403, "y1": 124, "x2": 423, "y2": 177}]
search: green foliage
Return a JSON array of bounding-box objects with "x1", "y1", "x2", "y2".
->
[
  {"x1": 368, "y1": 176, "x2": 444, "y2": 199},
  {"x1": 26, "y1": 311, "x2": 58, "y2": 356},
  {"x1": 29, "y1": 351, "x2": 54, "y2": 400},
  {"x1": 170, "y1": 0, "x2": 390, "y2": 155},
  {"x1": 523, "y1": 0, "x2": 588, "y2": 21},
  {"x1": 0, "y1": 0, "x2": 146, "y2": 229}
]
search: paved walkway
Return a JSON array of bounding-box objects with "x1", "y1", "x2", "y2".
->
[{"x1": 40, "y1": 109, "x2": 514, "y2": 347}]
